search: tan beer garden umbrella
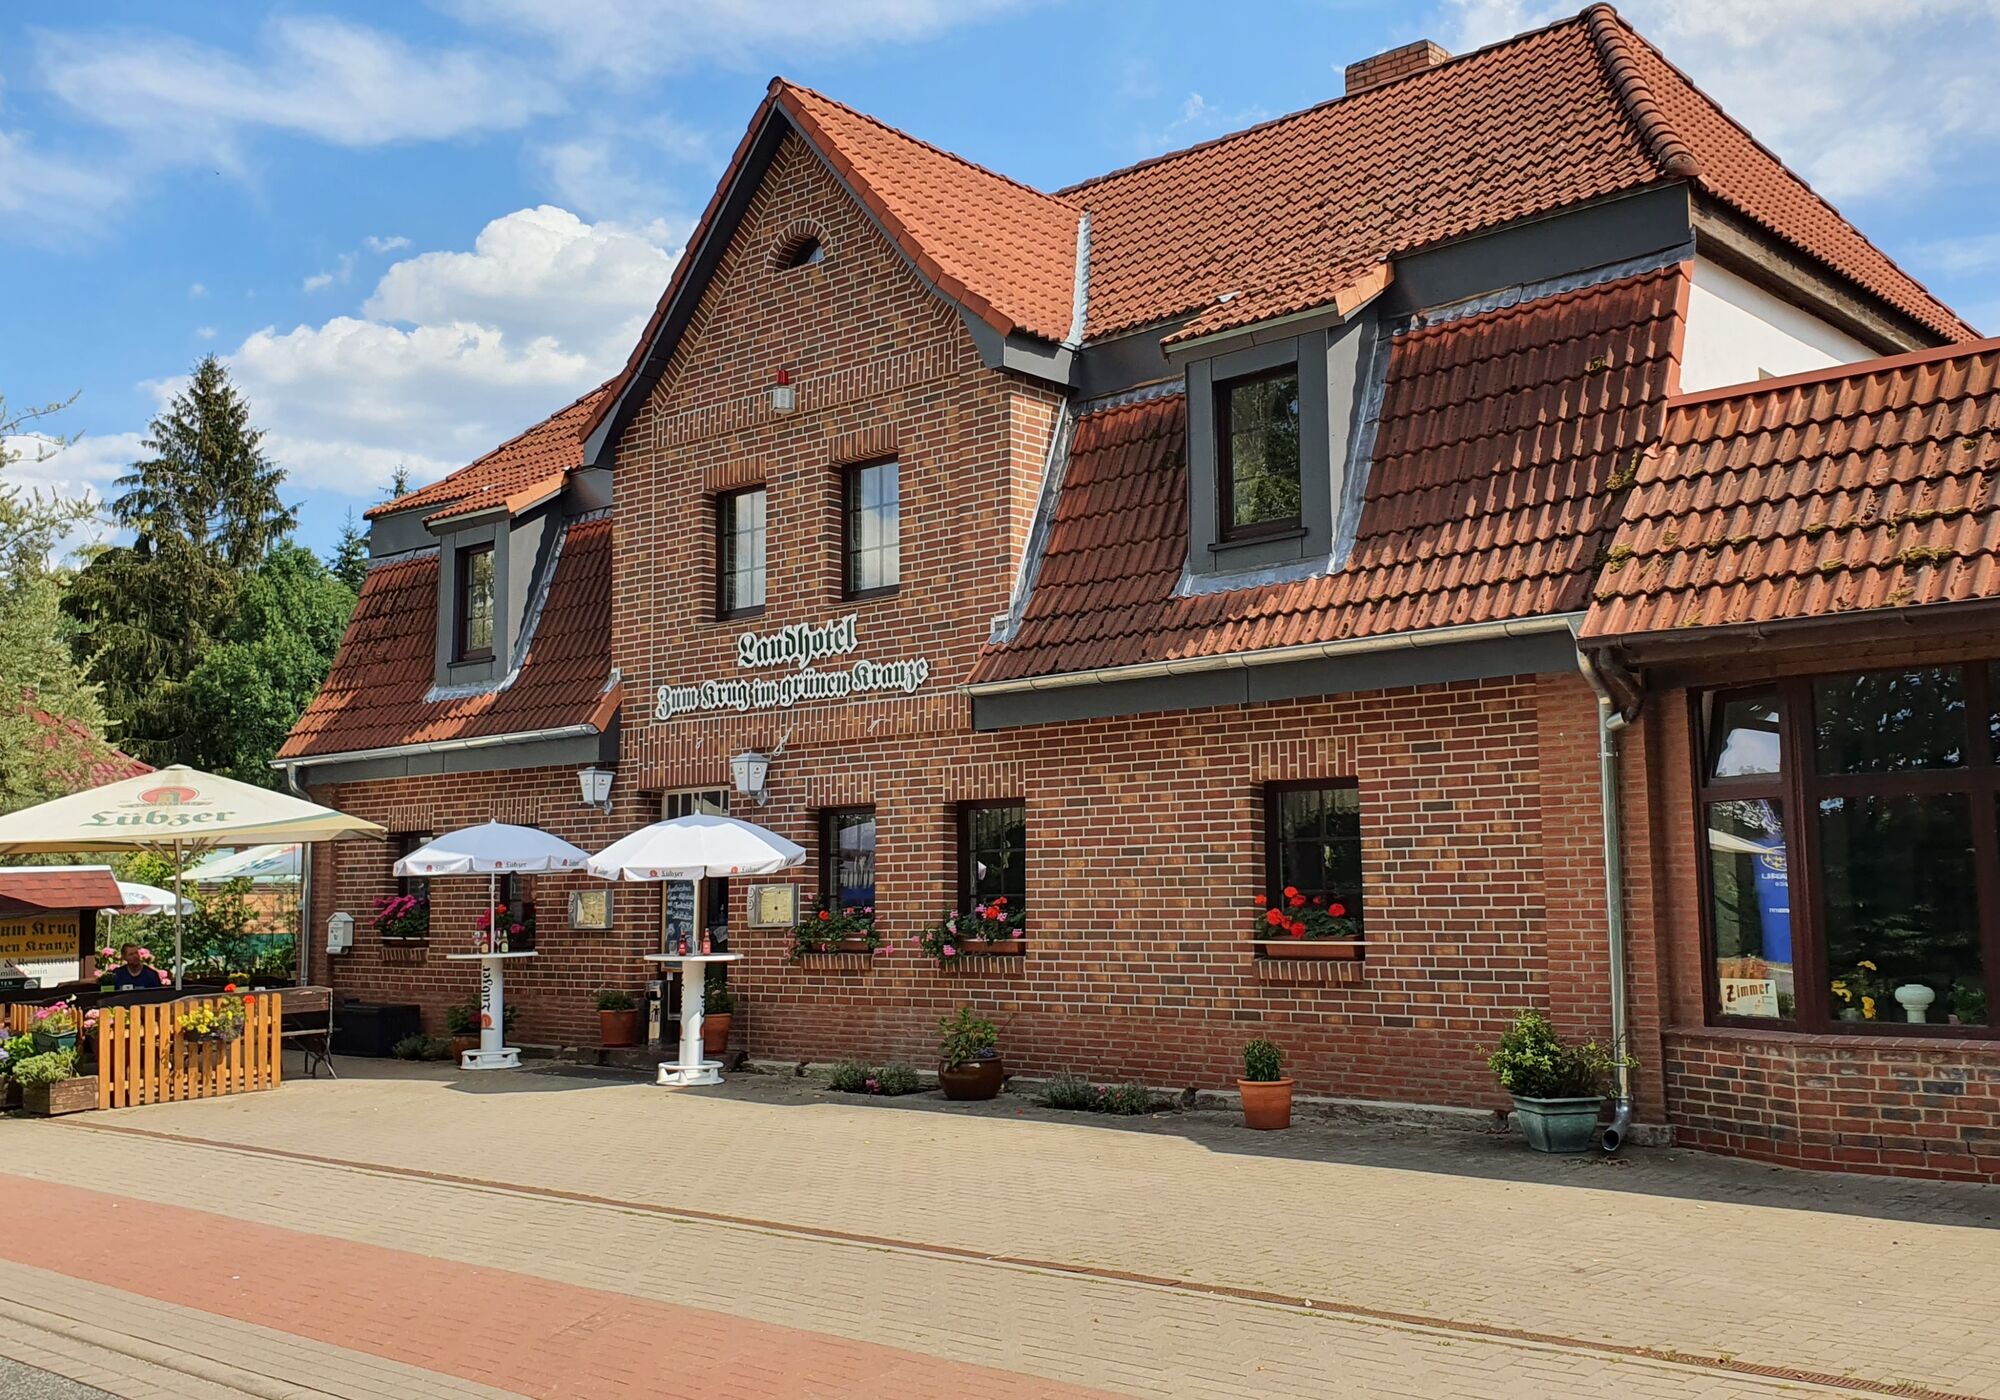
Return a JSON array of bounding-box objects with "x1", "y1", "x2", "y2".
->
[{"x1": 0, "y1": 765, "x2": 384, "y2": 986}]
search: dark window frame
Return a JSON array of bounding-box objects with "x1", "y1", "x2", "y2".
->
[
  {"x1": 820, "y1": 806, "x2": 878, "y2": 915},
  {"x1": 714, "y1": 485, "x2": 767, "y2": 621},
  {"x1": 1261, "y1": 778, "x2": 1366, "y2": 942},
  {"x1": 395, "y1": 833, "x2": 432, "y2": 904},
  {"x1": 840, "y1": 459, "x2": 900, "y2": 600},
  {"x1": 452, "y1": 542, "x2": 496, "y2": 663},
  {"x1": 956, "y1": 800, "x2": 1027, "y2": 913},
  {"x1": 1215, "y1": 363, "x2": 1304, "y2": 543},
  {"x1": 1693, "y1": 666, "x2": 2000, "y2": 1040}
]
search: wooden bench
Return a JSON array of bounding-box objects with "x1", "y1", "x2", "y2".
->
[{"x1": 278, "y1": 986, "x2": 336, "y2": 1079}]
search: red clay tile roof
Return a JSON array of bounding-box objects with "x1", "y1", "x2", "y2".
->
[
  {"x1": 367, "y1": 383, "x2": 613, "y2": 523},
  {"x1": 16, "y1": 706, "x2": 152, "y2": 791},
  {"x1": 277, "y1": 517, "x2": 618, "y2": 759},
  {"x1": 587, "y1": 7, "x2": 1967, "y2": 451},
  {"x1": 1068, "y1": 6, "x2": 1968, "y2": 344},
  {"x1": 974, "y1": 264, "x2": 1687, "y2": 683},
  {"x1": 1583, "y1": 337, "x2": 2000, "y2": 640},
  {"x1": 0, "y1": 866, "x2": 122, "y2": 914},
  {"x1": 778, "y1": 84, "x2": 1081, "y2": 344}
]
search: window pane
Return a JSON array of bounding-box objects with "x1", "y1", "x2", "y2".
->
[
  {"x1": 719, "y1": 488, "x2": 765, "y2": 613},
  {"x1": 1818, "y1": 793, "x2": 1984, "y2": 1026},
  {"x1": 1813, "y1": 666, "x2": 1966, "y2": 774},
  {"x1": 824, "y1": 809, "x2": 875, "y2": 912},
  {"x1": 1270, "y1": 786, "x2": 1363, "y2": 931},
  {"x1": 1706, "y1": 692, "x2": 1782, "y2": 780},
  {"x1": 460, "y1": 547, "x2": 494, "y2": 655},
  {"x1": 1225, "y1": 372, "x2": 1301, "y2": 531},
  {"x1": 1706, "y1": 799, "x2": 1793, "y2": 1019},
  {"x1": 846, "y1": 462, "x2": 900, "y2": 593},
  {"x1": 964, "y1": 803, "x2": 1026, "y2": 910}
]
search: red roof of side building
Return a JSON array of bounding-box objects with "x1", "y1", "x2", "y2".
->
[
  {"x1": 1582, "y1": 338, "x2": 2000, "y2": 640},
  {"x1": 973, "y1": 263, "x2": 1687, "y2": 683},
  {"x1": 276, "y1": 516, "x2": 618, "y2": 760},
  {"x1": 17, "y1": 706, "x2": 151, "y2": 791},
  {"x1": 366, "y1": 382, "x2": 613, "y2": 523},
  {"x1": 0, "y1": 866, "x2": 123, "y2": 915}
]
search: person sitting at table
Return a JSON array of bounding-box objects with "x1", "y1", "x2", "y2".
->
[{"x1": 108, "y1": 942, "x2": 166, "y2": 990}]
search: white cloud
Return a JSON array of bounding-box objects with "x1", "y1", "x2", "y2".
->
[
  {"x1": 195, "y1": 206, "x2": 676, "y2": 496},
  {"x1": 0, "y1": 128, "x2": 128, "y2": 237},
  {"x1": 1435, "y1": 0, "x2": 2000, "y2": 203},
  {"x1": 363, "y1": 234, "x2": 410, "y2": 254},
  {"x1": 36, "y1": 16, "x2": 563, "y2": 161},
  {"x1": 1, "y1": 431, "x2": 140, "y2": 560},
  {"x1": 446, "y1": 0, "x2": 1024, "y2": 83},
  {"x1": 529, "y1": 116, "x2": 710, "y2": 225},
  {"x1": 302, "y1": 252, "x2": 356, "y2": 294},
  {"x1": 196, "y1": 326, "x2": 216, "y2": 340},
  {"x1": 187, "y1": 282, "x2": 206, "y2": 298}
]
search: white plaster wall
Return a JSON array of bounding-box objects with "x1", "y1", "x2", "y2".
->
[{"x1": 1679, "y1": 256, "x2": 1877, "y2": 393}]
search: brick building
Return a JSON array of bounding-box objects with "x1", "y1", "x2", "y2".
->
[{"x1": 280, "y1": 6, "x2": 2000, "y2": 1180}]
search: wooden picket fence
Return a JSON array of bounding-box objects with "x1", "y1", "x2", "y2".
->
[
  {"x1": 95, "y1": 994, "x2": 283, "y2": 1109},
  {"x1": 3, "y1": 1003, "x2": 30, "y2": 1036}
]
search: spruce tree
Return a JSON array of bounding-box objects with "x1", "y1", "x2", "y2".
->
[
  {"x1": 327, "y1": 509, "x2": 369, "y2": 593},
  {"x1": 64, "y1": 356, "x2": 297, "y2": 765}
]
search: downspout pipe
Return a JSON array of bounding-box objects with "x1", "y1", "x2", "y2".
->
[{"x1": 1574, "y1": 639, "x2": 1637, "y2": 1153}]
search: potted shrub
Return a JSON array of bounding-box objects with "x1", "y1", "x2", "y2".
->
[
  {"x1": 596, "y1": 989, "x2": 640, "y2": 1047},
  {"x1": 29, "y1": 999, "x2": 87, "y2": 1052},
  {"x1": 790, "y1": 897, "x2": 880, "y2": 956},
  {"x1": 916, "y1": 898, "x2": 1026, "y2": 963},
  {"x1": 1238, "y1": 1038, "x2": 1294, "y2": 1129},
  {"x1": 701, "y1": 970, "x2": 735, "y2": 1056},
  {"x1": 0, "y1": 1031, "x2": 35, "y2": 1110},
  {"x1": 936, "y1": 1005, "x2": 1004, "y2": 1100},
  {"x1": 14, "y1": 1048, "x2": 94, "y2": 1116},
  {"x1": 1487, "y1": 1009, "x2": 1628, "y2": 1153},
  {"x1": 445, "y1": 1000, "x2": 480, "y2": 1056},
  {"x1": 1250, "y1": 890, "x2": 1361, "y2": 960}
]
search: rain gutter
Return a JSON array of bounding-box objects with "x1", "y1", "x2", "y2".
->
[{"x1": 965, "y1": 614, "x2": 1582, "y2": 695}]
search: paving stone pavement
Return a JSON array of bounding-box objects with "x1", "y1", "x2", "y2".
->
[{"x1": 1, "y1": 1059, "x2": 1996, "y2": 1398}]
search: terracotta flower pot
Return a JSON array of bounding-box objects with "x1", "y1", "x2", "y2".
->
[
  {"x1": 450, "y1": 1033, "x2": 479, "y2": 1056},
  {"x1": 937, "y1": 1056, "x2": 1005, "y2": 1100},
  {"x1": 1238, "y1": 1077, "x2": 1295, "y2": 1130},
  {"x1": 599, "y1": 1009, "x2": 640, "y2": 1048},
  {"x1": 701, "y1": 1012, "x2": 732, "y2": 1055}
]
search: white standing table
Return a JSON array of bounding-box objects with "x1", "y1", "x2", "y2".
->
[
  {"x1": 443, "y1": 950, "x2": 537, "y2": 1069},
  {"x1": 642, "y1": 951, "x2": 741, "y2": 1085}
]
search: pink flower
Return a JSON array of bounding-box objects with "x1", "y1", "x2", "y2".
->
[
  {"x1": 138, "y1": 948, "x2": 153, "y2": 961},
  {"x1": 941, "y1": 944, "x2": 957, "y2": 957},
  {"x1": 509, "y1": 923, "x2": 523, "y2": 935}
]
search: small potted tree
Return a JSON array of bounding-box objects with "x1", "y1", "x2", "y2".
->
[
  {"x1": 936, "y1": 1005, "x2": 1004, "y2": 1100},
  {"x1": 1238, "y1": 1038, "x2": 1294, "y2": 1129},
  {"x1": 596, "y1": 989, "x2": 639, "y2": 1048},
  {"x1": 445, "y1": 1001, "x2": 480, "y2": 1057},
  {"x1": 1487, "y1": 1010, "x2": 1626, "y2": 1153},
  {"x1": 701, "y1": 969, "x2": 735, "y2": 1056}
]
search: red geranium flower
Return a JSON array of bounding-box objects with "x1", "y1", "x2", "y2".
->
[
  {"x1": 1288, "y1": 894, "x2": 1305, "y2": 908},
  {"x1": 1289, "y1": 923, "x2": 1306, "y2": 938},
  {"x1": 818, "y1": 910, "x2": 831, "y2": 922},
  {"x1": 1329, "y1": 902, "x2": 1346, "y2": 917},
  {"x1": 1283, "y1": 886, "x2": 1298, "y2": 900},
  {"x1": 1312, "y1": 896, "x2": 1324, "y2": 906},
  {"x1": 223, "y1": 983, "x2": 237, "y2": 993},
  {"x1": 1264, "y1": 908, "x2": 1285, "y2": 927},
  {"x1": 1252, "y1": 894, "x2": 1267, "y2": 907}
]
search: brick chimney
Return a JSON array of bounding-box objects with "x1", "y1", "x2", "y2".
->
[{"x1": 1343, "y1": 39, "x2": 1450, "y2": 96}]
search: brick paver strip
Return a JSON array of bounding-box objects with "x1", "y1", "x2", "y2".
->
[
  {"x1": 57, "y1": 1120, "x2": 1992, "y2": 1400},
  {"x1": 0, "y1": 1174, "x2": 1115, "y2": 1400}
]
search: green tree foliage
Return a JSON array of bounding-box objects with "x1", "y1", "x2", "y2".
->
[
  {"x1": 0, "y1": 391, "x2": 116, "y2": 815},
  {"x1": 327, "y1": 509, "x2": 369, "y2": 593},
  {"x1": 64, "y1": 357, "x2": 299, "y2": 764},
  {"x1": 182, "y1": 544, "x2": 356, "y2": 786}
]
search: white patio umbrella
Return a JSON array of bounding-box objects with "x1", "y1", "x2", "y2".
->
[
  {"x1": 0, "y1": 764, "x2": 384, "y2": 987},
  {"x1": 183, "y1": 843, "x2": 303, "y2": 884},
  {"x1": 586, "y1": 813, "x2": 807, "y2": 884},
  {"x1": 393, "y1": 821, "x2": 591, "y2": 947},
  {"x1": 111, "y1": 881, "x2": 194, "y2": 916}
]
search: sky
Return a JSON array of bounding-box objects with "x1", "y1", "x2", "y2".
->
[{"x1": 6, "y1": 0, "x2": 2000, "y2": 558}]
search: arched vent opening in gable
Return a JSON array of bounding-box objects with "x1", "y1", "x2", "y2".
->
[{"x1": 769, "y1": 221, "x2": 829, "y2": 271}]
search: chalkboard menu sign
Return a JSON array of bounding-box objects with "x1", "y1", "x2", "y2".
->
[{"x1": 661, "y1": 880, "x2": 697, "y2": 949}]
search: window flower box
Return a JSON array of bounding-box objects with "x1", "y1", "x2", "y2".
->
[
  {"x1": 790, "y1": 898, "x2": 880, "y2": 958},
  {"x1": 917, "y1": 900, "x2": 1025, "y2": 963},
  {"x1": 1255, "y1": 938, "x2": 1361, "y2": 961}
]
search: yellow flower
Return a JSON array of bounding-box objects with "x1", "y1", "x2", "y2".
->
[
  {"x1": 1862, "y1": 996, "x2": 1878, "y2": 1020},
  {"x1": 1857, "y1": 960, "x2": 1878, "y2": 972},
  {"x1": 1832, "y1": 980, "x2": 1851, "y2": 1002}
]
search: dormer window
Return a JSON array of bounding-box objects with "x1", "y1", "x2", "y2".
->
[
  {"x1": 1217, "y1": 366, "x2": 1302, "y2": 539},
  {"x1": 454, "y1": 542, "x2": 495, "y2": 662}
]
